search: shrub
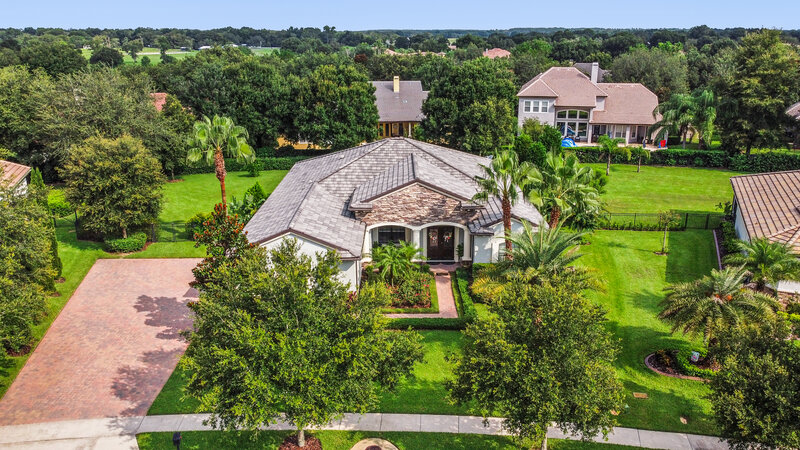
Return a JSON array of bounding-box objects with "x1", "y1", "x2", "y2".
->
[
  {"x1": 693, "y1": 157, "x2": 705, "y2": 167},
  {"x1": 719, "y1": 221, "x2": 739, "y2": 254},
  {"x1": 676, "y1": 348, "x2": 717, "y2": 378},
  {"x1": 778, "y1": 311, "x2": 800, "y2": 335},
  {"x1": 104, "y1": 232, "x2": 147, "y2": 253},
  {"x1": 390, "y1": 270, "x2": 433, "y2": 308},
  {"x1": 729, "y1": 151, "x2": 800, "y2": 173},
  {"x1": 0, "y1": 285, "x2": 46, "y2": 352},
  {"x1": 186, "y1": 212, "x2": 211, "y2": 240},
  {"x1": 245, "y1": 160, "x2": 261, "y2": 177},
  {"x1": 47, "y1": 190, "x2": 73, "y2": 218},
  {"x1": 455, "y1": 268, "x2": 477, "y2": 321}
]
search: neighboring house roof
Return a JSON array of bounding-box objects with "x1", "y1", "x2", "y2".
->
[
  {"x1": 483, "y1": 48, "x2": 511, "y2": 59},
  {"x1": 150, "y1": 93, "x2": 167, "y2": 112},
  {"x1": 731, "y1": 170, "x2": 800, "y2": 253},
  {"x1": 517, "y1": 67, "x2": 607, "y2": 107},
  {"x1": 0, "y1": 160, "x2": 31, "y2": 188},
  {"x1": 244, "y1": 138, "x2": 544, "y2": 258},
  {"x1": 371, "y1": 80, "x2": 428, "y2": 123},
  {"x1": 591, "y1": 83, "x2": 659, "y2": 126},
  {"x1": 573, "y1": 62, "x2": 610, "y2": 83},
  {"x1": 788, "y1": 101, "x2": 800, "y2": 121}
]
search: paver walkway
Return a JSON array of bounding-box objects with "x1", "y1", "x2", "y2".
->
[
  {"x1": 385, "y1": 263, "x2": 460, "y2": 319},
  {"x1": 0, "y1": 413, "x2": 729, "y2": 450},
  {"x1": 0, "y1": 259, "x2": 200, "y2": 426}
]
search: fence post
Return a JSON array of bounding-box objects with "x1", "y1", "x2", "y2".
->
[
  {"x1": 633, "y1": 213, "x2": 637, "y2": 226},
  {"x1": 684, "y1": 213, "x2": 689, "y2": 229},
  {"x1": 173, "y1": 222, "x2": 177, "y2": 242},
  {"x1": 705, "y1": 214, "x2": 710, "y2": 229},
  {"x1": 74, "y1": 211, "x2": 78, "y2": 230}
]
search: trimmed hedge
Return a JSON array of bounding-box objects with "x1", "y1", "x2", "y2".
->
[
  {"x1": 455, "y1": 267, "x2": 477, "y2": 322},
  {"x1": 719, "y1": 221, "x2": 739, "y2": 254},
  {"x1": 179, "y1": 156, "x2": 310, "y2": 174},
  {"x1": 676, "y1": 348, "x2": 716, "y2": 379},
  {"x1": 729, "y1": 152, "x2": 800, "y2": 173},
  {"x1": 104, "y1": 232, "x2": 147, "y2": 253},
  {"x1": 386, "y1": 269, "x2": 477, "y2": 330}
]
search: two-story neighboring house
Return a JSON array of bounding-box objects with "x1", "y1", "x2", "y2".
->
[
  {"x1": 517, "y1": 63, "x2": 659, "y2": 145},
  {"x1": 372, "y1": 76, "x2": 428, "y2": 138}
]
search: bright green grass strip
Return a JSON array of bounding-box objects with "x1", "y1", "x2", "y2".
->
[
  {"x1": 136, "y1": 431, "x2": 638, "y2": 450},
  {"x1": 583, "y1": 164, "x2": 739, "y2": 213},
  {"x1": 579, "y1": 230, "x2": 717, "y2": 435},
  {"x1": 159, "y1": 170, "x2": 287, "y2": 222}
]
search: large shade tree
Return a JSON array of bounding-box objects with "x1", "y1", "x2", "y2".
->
[
  {"x1": 448, "y1": 280, "x2": 624, "y2": 448},
  {"x1": 659, "y1": 266, "x2": 778, "y2": 344},
  {"x1": 184, "y1": 237, "x2": 422, "y2": 448},
  {"x1": 187, "y1": 115, "x2": 254, "y2": 206},
  {"x1": 472, "y1": 149, "x2": 539, "y2": 256}
]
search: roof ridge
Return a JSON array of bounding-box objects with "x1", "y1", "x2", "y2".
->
[
  {"x1": 315, "y1": 139, "x2": 391, "y2": 184},
  {"x1": 766, "y1": 221, "x2": 800, "y2": 240},
  {"x1": 785, "y1": 226, "x2": 800, "y2": 247},
  {"x1": 403, "y1": 138, "x2": 482, "y2": 181}
]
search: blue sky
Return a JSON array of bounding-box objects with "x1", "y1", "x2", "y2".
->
[{"x1": 3, "y1": 1, "x2": 799, "y2": 30}]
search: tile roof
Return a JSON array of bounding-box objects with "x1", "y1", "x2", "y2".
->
[
  {"x1": 517, "y1": 67, "x2": 607, "y2": 107},
  {"x1": 244, "y1": 138, "x2": 544, "y2": 258},
  {"x1": 371, "y1": 80, "x2": 428, "y2": 123},
  {"x1": 150, "y1": 93, "x2": 167, "y2": 112},
  {"x1": 574, "y1": 62, "x2": 610, "y2": 83},
  {"x1": 0, "y1": 160, "x2": 31, "y2": 188},
  {"x1": 591, "y1": 83, "x2": 659, "y2": 125},
  {"x1": 788, "y1": 101, "x2": 800, "y2": 120},
  {"x1": 483, "y1": 48, "x2": 511, "y2": 59},
  {"x1": 731, "y1": 170, "x2": 800, "y2": 253}
]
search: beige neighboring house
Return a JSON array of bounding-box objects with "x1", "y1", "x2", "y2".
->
[
  {"x1": 483, "y1": 48, "x2": 511, "y2": 59},
  {"x1": 788, "y1": 101, "x2": 800, "y2": 148},
  {"x1": 244, "y1": 137, "x2": 544, "y2": 289},
  {"x1": 517, "y1": 64, "x2": 659, "y2": 145},
  {"x1": 0, "y1": 160, "x2": 32, "y2": 195},
  {"x1": 371, "y1": 76, "x2": 428, "y2": 138},
  {"x1": 731, "y1": 170, "x2": 800, "y2": 294}
]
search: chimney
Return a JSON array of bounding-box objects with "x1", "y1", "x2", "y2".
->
[
  {"x1": 590, "y1": 62, "x2": 599, "y2": 84},
  {"x1": 393, "y1": 75, "x2": 400, "y2": 93}
]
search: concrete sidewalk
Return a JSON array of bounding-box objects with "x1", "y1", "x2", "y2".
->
[{"x1": 0, "y1": 413, "x2": 728, "y2": 449}]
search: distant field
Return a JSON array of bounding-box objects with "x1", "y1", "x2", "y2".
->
[
  {"x1": 584, "y1": 163, "x2": 739, "y2": 213},
  {"x1": 81, "y1": 46, "x2": 273, "y2": 65}
]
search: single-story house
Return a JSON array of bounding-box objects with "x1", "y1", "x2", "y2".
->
[
  {"x1": 483, "y1": 48, "x2": 511, "y2": 59},
  {"x1": 371, "y1": 76, "x2": 428, "y2": 138},
  {"x1": 244, "y1": 137, "x2": 545, "y2": 289},
  {"x1": 0, "y1": 160, "x2": 32, "y2": 195},
  {"x1": 517, "y1": 64, "x2": 659, "y2": 145},
  {"x1": 731, "y1": 170, "x2": 800, "y2": 294}
]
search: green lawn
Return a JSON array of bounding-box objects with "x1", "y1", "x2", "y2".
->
[
  {"x1": 584, "y1": 164, "x2": 739, "y2": 213},
  {"x1": 0, "y1": 171, "x2": 285, "y2": 399},
  {"x1": 579, "y1": 230, "x2": 718, "y2": 435},
  {"x1": 137, "y1": 431, "x2": 637, "y2": 450}
]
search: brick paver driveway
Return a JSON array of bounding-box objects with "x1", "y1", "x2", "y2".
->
[{"x1": 0, "y1": 258, "x2": 200, "y2": 425}]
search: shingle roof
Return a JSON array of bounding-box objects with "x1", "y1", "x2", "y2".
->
[
  {"x1": 788, "y1": 101, "x2": 800, "y2": 121},
  {"x1": 371, "y1": 80, "x2": 428, "y2": 123},
  {"x1": 591, "y1": 83, "x2": 659, "y2": 126},
  {"x1": 244, "y1": 138, "x2": 544, "y2": 257},
  {"x1": 574, "y1": 62, "x2": 610, "y2": 83},
  {"x1": 517, "y1": 67, "x2": 607, "y2": 107},
  {"x1": 0, "y1": 160, "x2": 31, "y2": 188},
  {"x1": 731, "y1": 170, "x2": 800, "y2": 253}
]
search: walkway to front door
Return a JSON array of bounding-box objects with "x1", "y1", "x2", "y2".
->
[{"x1": 426, "y1": 226, "x2": 455, "y2": 261}]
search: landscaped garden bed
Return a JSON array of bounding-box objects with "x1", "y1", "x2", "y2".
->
[{"x1": 645, "y1": 349, "x2": 718, "y2": 381}]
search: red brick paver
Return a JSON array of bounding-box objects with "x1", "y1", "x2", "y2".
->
[{"x1": 0, "y1": 258, "x2": 200, "y2": 425}]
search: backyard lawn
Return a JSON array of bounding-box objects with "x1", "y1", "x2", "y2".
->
[
  {"x1": 579, "y1": 230, "x2": 718, "y2": 435},
  {"x1": 0, "y1": 171, "x2": 286, "y2": 399},
  {"x1": 136, "y1": 431, "x2": 638, "y2": 450},
  {"x1": 584, "y1": 164, "x2": 739, "y2": 213}
]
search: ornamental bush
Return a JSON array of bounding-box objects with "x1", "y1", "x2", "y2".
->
[
  {"x1": 104, "y1": 232, "x2": 147, "y2": 253},
  {"x1": 390, "y1": 270, "x2": 433, "y2": 308},
  {"x1": 676, "y1": 348, "x2": 717, "y2": 378},
  {"x1": 455, "y1": 267, "x2": 477, "y2": 321},
  {"x1": 186, "y1": 212, "x2": 211, "y2": 240}
]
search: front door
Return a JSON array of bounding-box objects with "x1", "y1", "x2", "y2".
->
[{"x1": 427, "y1": 226, "x2": 455, "y2": 261}]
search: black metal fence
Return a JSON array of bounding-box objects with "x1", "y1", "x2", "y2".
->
[{"x1": 598, "y1": 212, "x2": 725, "y2": 230}]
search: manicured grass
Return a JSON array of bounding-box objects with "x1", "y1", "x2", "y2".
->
[
  {"x1": 584, "y1": 164, "x2": 739, "y2": 213},
  {"x1": 148, "y1": 330, "x2": 467, "y2": 416},
  {"x1": 579, "y1": 230, "x2": 718, "y2": 435},
  {"x1": 160, "y1": 171, "x2": 287, "y2": 222},
  {"x1": 137, "y1": 431, "x2": 635, "y2": 450}
]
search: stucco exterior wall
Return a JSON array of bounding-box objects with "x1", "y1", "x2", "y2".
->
[
  {"x1": 356, "y1": 183, "x2": 478, "y2": 227},
  {"x1": 733, "y1": 201, "x2": 750, "y2": 242},
  {"x1": 518, "y1": 97, "x2": 556, "y2": 127},
  {"x1": 261, "y1": 233, "x2": 360, "y2": 290},
  {"x1": 472, "y1": 219, "x2": 526, "y2": 263}
]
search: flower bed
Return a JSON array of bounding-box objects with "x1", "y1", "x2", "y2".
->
[
  {"x1": 646, "y1": 348, "x2": 717, "y2": 380},
  {"x1": 386, "y1": 270, "x2": 434, "y2": 309}
]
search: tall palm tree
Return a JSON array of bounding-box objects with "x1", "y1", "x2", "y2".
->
[
  {"x1": 692, "y1": 89, "x2": 717, "y2": 150},
  {"x1": 653, "y1": 93, "x2": 695, "y2": 148},
  {"x1": 472, "y1": 221, "x2": 594, "y2": 300},
  {"x1": 527, "y1": 151, "x2": 601, "y2": 228},
  {"x1": 473, "y1": 149, "x2": 539, "y2": 257},
  {"x1": 725, "y1": 238, "x2": 800, "y2": 293},
  {"x1": 597, "y1": 135, "x2": 629, "y2": 176},
  {"x1": 659, "y1": 266, "x2": 778, "y2": 344},
  {"x1": 187, "y1": 115, "x2": 254, "y2": 206}
]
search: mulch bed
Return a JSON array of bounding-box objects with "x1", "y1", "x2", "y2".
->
[
  {"x1": 645, "y1": 351, "x2": 705, "y2": 382},
  {"x1": 6, "y1": 344, "x2": 32, "y2": 357},
  {"x1": 279, "y1": 435, "x2": 322, "y2": 450}
]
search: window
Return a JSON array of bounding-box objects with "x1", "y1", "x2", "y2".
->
[
  {"x1": 523, "y1": 100, "x2": 532, "y2": 113},
  {"x1": 540, "y1": 100, "x2": 549, "y2": 112},
  {"x1": 558, "y1": 109, "x2": 588, "y2": 120},
  {"x1": 578, "y1": 110, "x2": 588, "y2": 119},
  {"x1": 568, "y1": 110, "x2": 578, "y2": 119},
  {"x1": 376, "y1": 227, "x2": 406, "y2": 245},
  {"x1": 556, "y1": 110, "x2": 567, "y2": 119},
  {"x1": 532, "y1": 100, "x2": 540, "y2": 112}
]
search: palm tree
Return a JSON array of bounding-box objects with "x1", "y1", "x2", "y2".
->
[
  {"x1": 473, "y1": 149, "x2": 539, "y2": 257},
  {"x1": 659, "y1": 266, "x2": 779, "y2": 344},
  {"x1": 692, "y1": 89, "x2": 717, "y2": 150},
  {"x1": 187, "y1": 115, "x2": 254, "y2": 206},
  {"x1": 631, "y1": 147, "x2": 651, "y2": 173},
  {"x1": 370, "y1": 241, "x2": 423, "y2": 285},
  {"x1": 725, "y1": 238, "x2": 800, "y2": 293},
  {"x1": 653, "y1": 93, "x2": 695, "y2": 148},
  {"x1": 527, "y1": 151, "x2": 601, "y2": 228},
  {"x1": 472, "y1": 221, "x2": 594, "y2": 299},
  {"x1": 597, "y1": 135, "x2": 629, "y2": 176}
]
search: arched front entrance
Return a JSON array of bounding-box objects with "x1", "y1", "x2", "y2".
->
[
  {"x1": 363, "y1": 222, "x2": 471, "y2": 263},
  {"x1": 426, "y1": 225, "x2": 455, "y2": 261}
]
